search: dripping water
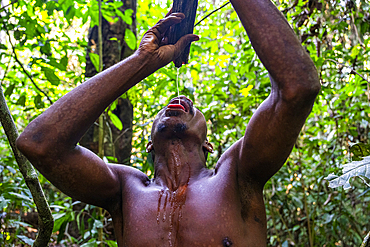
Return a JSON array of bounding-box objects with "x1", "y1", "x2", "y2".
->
[
  {"x1": 157, "y1": 189, "x2": 165, "y2": 225},
  {"x1": 176, "y1": 67, "x2": 180, "y2": 103}
]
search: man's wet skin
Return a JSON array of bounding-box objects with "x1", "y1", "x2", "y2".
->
[
  {"x1": 107, "y1": 96, "x2": 268, "y2": 246},
  {"x1": 16, "y1": 0, "x2": 320, "y2": 245}
]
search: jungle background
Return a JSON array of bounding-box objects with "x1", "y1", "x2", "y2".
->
[{"x1": 0, "y1": 0, "x2": 370, "y2": 245}]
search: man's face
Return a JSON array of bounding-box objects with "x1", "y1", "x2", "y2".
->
[{"x1": 151, "y1": 96, "x2": 207, "y2": 144}]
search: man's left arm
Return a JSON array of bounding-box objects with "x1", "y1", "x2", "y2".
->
[{"x1": 227, "y1": 0, "x2": 321, "y2": 187}]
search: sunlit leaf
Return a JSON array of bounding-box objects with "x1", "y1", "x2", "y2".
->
[
  {"x1": 224, "y1": 43, "x2": 235, "y2": 53},
  {"x1": 8, "y1": 192, "x2": 32, "y2": 202},
  {"x1": 124, "y1": 29, "x2": 136, "y2": 50},
  {"x1": 34, "y1": 94, "x2": 44, "y2": 109},
  {"x1": 16, "y1": 95, "x2": 26, "y2": 106},
  {"x1": 350, "y1": 143, "x2": 370, "y2": 161},
  {"x1": 42, "y1": 67, "x2": 60, "y2": 86},
  {"x1": 17, "y1": 235, "x2": 34, "y2": 245},
  {"x1": 240, "y1": 85, "x2": 253, "y2": 97},
  {"x1": 4, "y1": 84, "x2": 15, "y2": 97},
  {"x1": 325, "y1": 156, "x2": 370, "y2": 189},
  {"x1": 109, "y1": 112, "x2": 123, "y2": 130},
  {"x1": 89, "y1": 53, "x2": 100, "y2": 72}
]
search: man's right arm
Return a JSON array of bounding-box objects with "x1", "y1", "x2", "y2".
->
[
  {"x1": 16, "y1": 13, "x2": 198, "y2": 210},
  {"x1": 226, "y1": 0, "x2": 320, "y2": 187}
]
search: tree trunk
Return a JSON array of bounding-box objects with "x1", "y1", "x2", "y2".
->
[
  {"x1": 168, "y1": 0, "x2": 198, "y2": 67},
  {"x1": 0, "y1": 85, "x2": 54, "y2": 247},
  {"x1": 80, "y1": 0, "x2": 137, "y2": 165}
]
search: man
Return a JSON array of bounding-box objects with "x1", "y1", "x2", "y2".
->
[{"x1": 16, "y1": 0, "x2": 320, "y2": 245}]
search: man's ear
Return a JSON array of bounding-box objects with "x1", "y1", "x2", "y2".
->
[
  {"x1": 202, "y1": 140, "x2": 214, "y2": 153},
  {"x1": 146, "y1": 141, "x2": 154, "y2": 153}
]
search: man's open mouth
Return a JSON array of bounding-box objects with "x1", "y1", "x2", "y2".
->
[{"x1": 166, "y1": 97, "x2": 192, "y2": 116}]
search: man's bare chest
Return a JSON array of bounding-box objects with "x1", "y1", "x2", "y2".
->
[{"x1": 115, "y1": 176, "x2": 266, "y2": 247}]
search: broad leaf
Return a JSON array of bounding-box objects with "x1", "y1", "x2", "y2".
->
[
  {"x1": 34, "y1": 94, "x2": 44, "y2": 109},
  {"x1": 325, "y1": 156, "x2": 370, "y2": 189},
  {"x1": 350, "y1": 143, "x2": 370, "y2": 161},
  {"x1": 8, "y1": 192, "x2": 32, "y2": 202},
  {"x1": 124, "y1": 29, "x2": 136, "y2": 50},
  {"x1": 224, "y1": 43, "x2": 236, "y2": 53},
  {"x1": 17, "y1": 235, "x2": 34, "y2": 245},
  {"x1": 89, "y1": 53, "x2": 100, "y2": 72},
  {"x1": 109, "y1": 112, "x2": 123, "y2": 131},
  {"x1": 42, "y1": 67, "x2": 60, "y2": 86}
]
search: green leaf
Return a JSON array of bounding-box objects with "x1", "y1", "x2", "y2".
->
[
  {"x1": 113, "y1": 1, "x2": 123, "y2": 8},
  {"x1": 16, "y1": 95, "x2": 26, "y2": 106},
  {"x1": 0, "y1": 44, "x2": 7, "y2": 50},
  {"x1": 42, "y1": 67, "x2": 61, "y2": 86},
  {"x1": 34, "y1": 94, "x2": 45, "y2": 109},
  {"x1": 125, "y1": 9, "x2": 134, "y2": 17},
  {"x1": 124, "y1": 9, "x2": 133, "y2": 25},
  {"x1": 240, "y1": 85, "x2": 253, "y2": 97},
  {"x1": 65, "y1": 5, "x2": 76, "y2": 23},
  {"x1": 4, "y1": 84, "x2": 15, "y2": 97},
  {"x1": 109, "y1": 112, "x2": 123, "y2": 130},
  {"x1": 89, "y1": 53, "x2": 100, "y2": 72},
  {"x1": 350, "y1": 143, "x2": 370, "y2": 161},
  {"x1": 93, "y1": 219, "x2": 103, "y2": 229},
  {"x1": 52, "y1": 212, "x2": 71, "y2": 232},
  {"x1": 323, "y1": 214, "x2": 335, "y2": 224},
  {"x1": 124, "y1": 29, "x2": 136, "y2": 50},
  {"x1": 0, "y1": 196, "x2": 10, "y2": 210},
  {"x1": 60, "y1": 56, "x2": 68, "y2": 70},
  {"x1": 224, "y1": 43, "x2": 236, "y2": 53},
  {"x1": 81, "y1": 240, "x2": 98, "y2": 247},
  {"x1": 17, "y1": 235, "x2": 35, "y2": 245},
  {"x1": 106, "y1": 240, "x2": 118, "y2": 247},
  {"x1": 102, "y1": 10, "x2": 117, "y2": 23},
  {"x1": 40, "y1": 41, "x2": 51, "y2": 55},
  {"x1": 8, "y1": 192, "x2": 32, "y2": 202},
  {"x1": 48, "y1": 58, "x2": 66, "y2": 71},
  {"x1": 325, "y1": 156, "x2": 370, "y2": 189}
]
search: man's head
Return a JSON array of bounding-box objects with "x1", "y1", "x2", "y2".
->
[{"x1": 146, "y1": 96, "x2": 213, "y2": 163}]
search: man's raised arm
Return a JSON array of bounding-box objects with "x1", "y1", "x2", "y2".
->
[
  {"x1": 229, "y1": 0, "x2": 321, "y2": 186},
  {"x1": 16, "y1": 13, "x2": 198, "y2": 210}
]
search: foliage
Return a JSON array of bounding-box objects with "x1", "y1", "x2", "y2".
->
[
  {"x1": 325, "y1": 156, "x2": 370, "y2": 189},
  {"x1": 1, "y1": 0, "x2": 370, "y2": 246},
  {"x1": 325, "y1": 143, "x2": 370, "y2": 190}
]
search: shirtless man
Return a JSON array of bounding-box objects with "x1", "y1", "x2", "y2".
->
[{"x1": 16, "y1": 0, "x2": 320, "y2": 245}]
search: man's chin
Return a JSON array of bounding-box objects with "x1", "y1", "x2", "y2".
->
[{"x1": 157, "y1": 122, "x2": 188, "y2": 134}]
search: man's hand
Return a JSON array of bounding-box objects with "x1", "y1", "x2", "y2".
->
[{"x1": 137, "y1": 13, "x2": 199, "y2": 69}]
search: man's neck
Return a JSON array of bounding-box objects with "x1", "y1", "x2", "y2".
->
[{"x1": 153, "y1": 139, "x2": 207, "y2": 191}]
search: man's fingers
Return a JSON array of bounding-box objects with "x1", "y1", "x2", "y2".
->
[
  {"x1": 165, "y1": 7, "x2": 173, "y2": 17},
  {"x1": 173, "y1": 34, "x2": 199, "y2": 59},
  {"x1": 153, "y1": 13, "x2": 185, "y2": 38}
]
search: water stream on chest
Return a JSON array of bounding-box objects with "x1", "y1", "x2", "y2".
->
[{"x1": 156, "y1": 164, "x2": 191, "y2": 247}]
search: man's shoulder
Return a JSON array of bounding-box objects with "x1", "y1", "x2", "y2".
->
[
  {"x1": 108, "y1": 163, "x2": 149, "y2": 184},
  {"x1": 214, "y1": 138, "x2": 243, "y2": 173}
]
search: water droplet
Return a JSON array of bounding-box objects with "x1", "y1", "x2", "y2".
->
[
  {"x1": 157, "y1": 189, "x2": 164, "y2": 225},
  {"x1": 176, "y1": 67, "x2": 180, "y2": 103},
  {"x1": 162, "y1": 191, "x2": 169, "y2": 222}
]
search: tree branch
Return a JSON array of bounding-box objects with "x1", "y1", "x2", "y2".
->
[
  {"x1": 0, "y1": 86, "x2": 54, "y2": 247},
  {"x1": 361, "y1": 231, "x2": 370, "y2": 247},
  {"x1": 3, "y1": 23, "x2": 53, "y2": 104},
  {"x1": 0, "y1": 54, "x2": 12, "y2": 85},
  {"x1": 325, "y1": 58, "x2": 369, "y2": 84},
  {"x1": 0, "y1": 0, "x2": 17, "y2": 12},
  {"x1": 195, "y1": 2, "x2": 230, "y2": 27},
  {"x1": 10, "y1": 46, "x2": 54, "y2": 105}
]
